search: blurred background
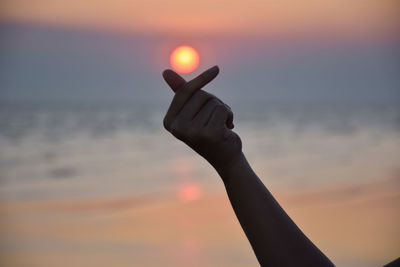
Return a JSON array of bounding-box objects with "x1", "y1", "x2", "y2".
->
[{"x1": 0, "y1": 1, "x2": 399, "y2": 266}]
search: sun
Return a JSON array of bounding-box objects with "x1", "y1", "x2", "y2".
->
[{"x1": 170, "y1": 45, "x2": 199, "y2": 73}]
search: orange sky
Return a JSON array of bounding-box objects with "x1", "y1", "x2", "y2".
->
[{"x1": 1, "y1": 0, "x2": 398, "y2": 36}]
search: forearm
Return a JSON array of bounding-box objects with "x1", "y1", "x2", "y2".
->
[{"x1": 214, "y1": 152, "x2": 333, "y2": 266}]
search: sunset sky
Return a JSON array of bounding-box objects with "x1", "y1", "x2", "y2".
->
[
  {"x1": 1, "y1": 0, "x2": 399, "y2": 37},
  {"x1": 1, "y1": 0, "x2": 399, "y2": 104},
  {"x1": 0, "y1": 1, "x2": 399, "y2": 267}
]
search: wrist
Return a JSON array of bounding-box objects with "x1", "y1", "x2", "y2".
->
[{"x1": 212, "y1": 151, "x2": 247, "y2": 180}]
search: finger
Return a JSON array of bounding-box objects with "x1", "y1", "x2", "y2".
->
[
  {"x1": 162, "y1": 69, "x2": 186, "y2": 92},
  {"x1": 226, "y1": 109, "x2": 234, "y2": 129},
  {"x1": 187, "y1": 91, "x2": 234, "y2": 128},
  {"x1": 179, "y1": 91, "x2": 213, "y2": 120},
  {"x1": 215, "y1": 100, "x2": 234, "y2": 129},
  {"x1": 165, "y1": 65, "x2": 219, "y2": 117},
  {"x1": 180, "y1": 65, "x2": 219, "y2": 94},
  {"x1": 207, "y1": 105, "x2": 229, "y2": 128},
  {"x1": 192, "y1": 98, "x2": 220, "y2": 126}
]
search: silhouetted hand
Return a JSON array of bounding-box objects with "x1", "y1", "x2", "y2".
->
[{"x1": 162, "y1": 66, "x2": 242, "y2": 169}]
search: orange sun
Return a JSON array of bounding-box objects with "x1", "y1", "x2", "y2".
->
[{"x1": 170, "y1": 45, "x2": 199, "y2": 73}]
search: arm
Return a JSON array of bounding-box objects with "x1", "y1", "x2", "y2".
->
[
  {"x1": 217, "y1": 153, "x2": 333, "y2": 266},
  {"x1": 162, "y1": 66, "x2": 333, "y2": 266}
]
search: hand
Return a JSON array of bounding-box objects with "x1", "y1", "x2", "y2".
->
[{"x1": 162, "y1": 66, "x2": 242, "y2": 169}]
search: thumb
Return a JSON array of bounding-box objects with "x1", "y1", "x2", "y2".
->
[{"x1": 162, "y1": 69, "x2": 186, "y2": 93}]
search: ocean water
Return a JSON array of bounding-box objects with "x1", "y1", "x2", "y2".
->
[
  {"x1": 1, "y1": 102, "x2": 398, "y2": 199},
  {"x1": 0, "y1": 102, "x2": 399, "y2": 266}
]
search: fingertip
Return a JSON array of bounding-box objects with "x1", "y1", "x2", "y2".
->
[
  {"x1": 162, "y1": 69, "x2": 174, "y2": 79},
  {"x1": 209, "y1": 65, "x2": 219, "y2": 76},
  {"x1": 162, "y1": 69, "x2": 186, "y2": 92},
  {"x1": 214, "y1": 65, "x2": 220, "y2": 74}
]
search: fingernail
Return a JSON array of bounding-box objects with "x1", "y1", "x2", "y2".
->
[
  {"x1": 209, "y1": 65, "x2": 219, "y2": 72},
  {"x1": 202, "y1": 66, "x2": 219, "y2": 77}
]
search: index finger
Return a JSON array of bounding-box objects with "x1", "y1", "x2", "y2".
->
[{"x1": 164, "y1": 65, "x2": 219, "y2": 117}]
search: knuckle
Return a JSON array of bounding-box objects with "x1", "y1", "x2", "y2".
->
[
  {"x1": 216, "y1": 103, "x2": 225, "y2": 109},
  {"x1": 204, "y1": 91, "x2": 216, "y2": 98},
  {"x1": 221, "y1": 101, "x2": 232, "y2": 111},
  {"x1": 215, "y1": 98, "x2": 223, "y2": 105},
  {"x1": 169, "y1": 120, "x2": 187, "y2": 137},
  {"x1": 163, "y1": 116, "x2": 172, "y2": 130},
  {"x1": 169, "y1": 121, "x2": 180, "y2": 135},
  {"x1": 209, "y1": 98, "x2": 220, "y2": 106},
  {"x1": 215, "y1": 104, "x2": 227, "y2": 112}
]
